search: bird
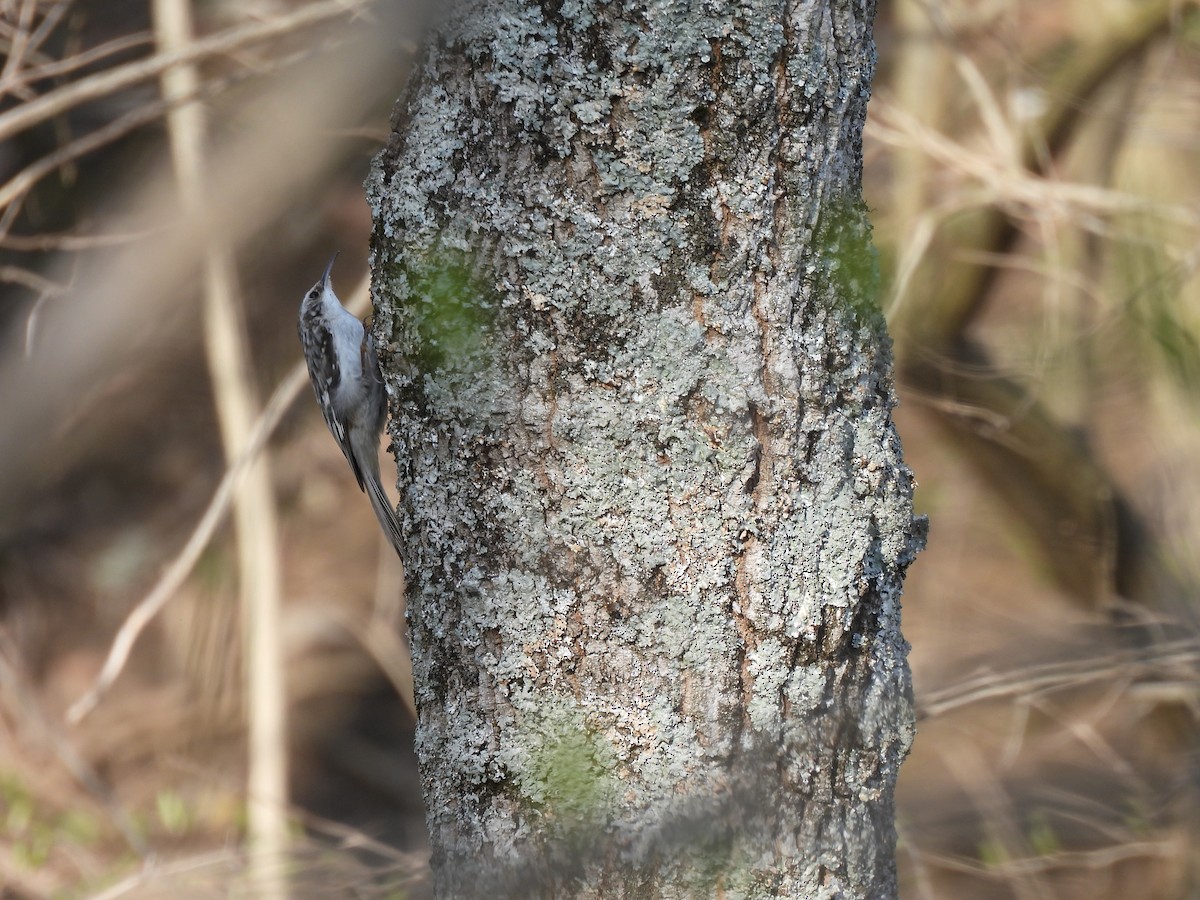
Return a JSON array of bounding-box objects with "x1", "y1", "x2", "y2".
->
[{"x1": 297, "y1": 253, "x2": 403, "y2": 556}]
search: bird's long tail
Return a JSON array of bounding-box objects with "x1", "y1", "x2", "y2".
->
[{"x1": 366, "y1": 472, "x2": 404, "y2": 558}]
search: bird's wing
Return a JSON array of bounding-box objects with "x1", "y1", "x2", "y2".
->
[{"x1": 299, "y1": 301, "x2": 367, "y2": 492}]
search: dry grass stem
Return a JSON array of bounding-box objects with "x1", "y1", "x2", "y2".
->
[
  {"x1": 868, "y1": 103, "x2": 1200, "y2": 229},
  {"x1": 917, "y1": 638, "x2": 1200, "y2": 720},
  {"x1": 65, "y1": 362, "x2": 311, "y2": 726},
  {"x1": 0, "y1": 634, "x2": 145, "y2": 855},
  {"x1": 84, "y1": 848, "x2": 242, "y2": 900}
]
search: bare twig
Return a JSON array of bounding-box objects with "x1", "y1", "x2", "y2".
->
[
  {"x1": 23, "y1": 290, "x2": 52, "y2": 356},
  {"x1": 917, "y1": 638, "x2": 1200, "y2": 720},
  {"x1": 65, "y1": 361, "x2": 311, "y2": 725},
  {"x1": 0, "y1": 39, "x2": 312, "y2": 215},
  {"x1": 0, "y1": 81, "x2": 203, "y2": 214},
  {"x1": 0, "y1": 227, "x2": 156, "y2": 251},
  {"x1": 0, "y1": 0, "x2": 373, "y2": 146},
  {"x1": 0, "y1": 263, "x2": 67, "y2": 294},
  {"x1": 1, "y1": 31, "x2": 154, "y2": 96},
  {"x1": 19, "y1": 0, "x2": 72, "y2": 72},
  {"x1": 0, "y1": 0, "x2": 40, "y2": 86}
]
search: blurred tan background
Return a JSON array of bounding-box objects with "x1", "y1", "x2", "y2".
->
[{"x1": 0, "y1": 0, "x2": 1198, "y2": 897}]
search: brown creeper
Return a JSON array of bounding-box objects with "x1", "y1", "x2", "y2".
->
[{"x1": 298, "y1": 254, "x2": 403, "y2": 556}]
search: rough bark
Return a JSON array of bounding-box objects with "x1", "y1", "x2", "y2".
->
[{"x1": 367, "y1": 1, "x2": 925, "y2": 897}]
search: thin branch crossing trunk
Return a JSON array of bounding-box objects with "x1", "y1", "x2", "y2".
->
[{"x1": 369, "y1": 1, "x2": 925, "y2": 896}]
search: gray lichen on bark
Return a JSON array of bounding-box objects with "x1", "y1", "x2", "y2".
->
[{"x1": 367, "y1": 0, "x2": 925, "y2": 896}]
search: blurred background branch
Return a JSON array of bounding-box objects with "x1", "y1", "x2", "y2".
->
[{"x1": 151, "y1": 0, "x2": 288, "y2": 894}]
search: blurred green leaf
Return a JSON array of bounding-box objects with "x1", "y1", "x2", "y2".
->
[
  {"x1": 977, "y1": 831, "x2": 1009, "y2": 868},
  {"x1": 6, "y1": 793, "x2": 33, "y2": 836},
  {"x1": 1026, "y1": 811, "x2": 1061, "y2": 857},
  {"x1": 156, "y1": 789, "x2": 192, "y2": 837},
  {"x1": 58, "y1": 809, "x2": 102, "y2": 845}
]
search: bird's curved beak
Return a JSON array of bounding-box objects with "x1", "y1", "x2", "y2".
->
[{"x1": 322, "y1": 251, "x2": 339, "y2": 287}]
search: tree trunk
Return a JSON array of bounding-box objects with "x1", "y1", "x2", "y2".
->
[{"x1": 368, "y1": 1, "x2": 925, "y2": 896}]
